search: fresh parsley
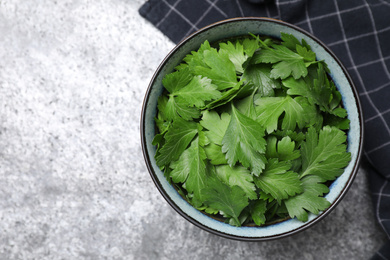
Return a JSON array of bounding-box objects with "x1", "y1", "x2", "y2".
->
[{"x1": 153, "y1": 33, "x2": 351, "y2": 226}]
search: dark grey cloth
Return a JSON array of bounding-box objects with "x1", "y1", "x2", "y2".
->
[{"x1": 139, "y1": 0, "x2": 390, "y2": 258}]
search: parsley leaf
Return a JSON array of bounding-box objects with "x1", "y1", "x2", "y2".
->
[
  {"x1": 296, "y1": 45, "x2": 316, "y2": 62},
  {"x1": 158, "y1": 94, "x2": 200, "y2": 122},
  {"x1": 300, "y1": 126, "x2": 351, "y2": 180},
  {"x1": 215, "y1": 165, "x2": 257, "y2": 200},
  {"x1": 280, "y1": 32, "x2": 316, "y2": 62},
  {"x1": 170, "y1": 129, "x2": 208, "y2": 201},
  {"x1": 280, "y1": 32, "x2": 301, "y2": 51},
  {"x1": 295, "y1": 96, "x2": 323, "y2": 129},
  {"x1": 202, "y1": 176, "x2": 249, "y2": 226},
  {"x1": 284, "y1": 175, "x2": 331, "y2": 222},
  {"x1": 266, "y1": 136, "x2": 301, "y2": 161},
  {"x1": 272, "y1": 129, "x2": 306, "y2": 144},
  {"x1": 204, "y1": 143, "x2": 227, "y2": 165},
  {"x1": 254, "y1": 96, "x2": 306, "y2": 133},
  {"x1": 242, "y1": 63, "x2": 281, "y2": 97},
  {"x1": 222, "y1": 104, "x2": 267, "y2": 176},
  {"x1": 219, "y1": 40, "x2": 247, "y2": 74},
  {"x1": 249, "y1": 200, "x2": 267, "y2": 226},
  {"x1": 172, "y1": 75, "x2": 221, "y2": 108},
  {"x1": 204, "y1": 81, "x2": 246, "y2": 110},
  {"x1": 182, "y1": 40, "x2": 211, "y2": 70},
  {"x1": 193, "y1": 48, "x2": 239, "y2": 90},
  {"x1": 165, "y1": 95, "x2": 201, "y2": 120},
  {"x1": 235, "y1": 91, "x2": 257, "y2": 119},
  {"x1": 217, "y1": 38, "x2": 260, "y2": 74},
  {"x1": 282, "y1": 63, "x2": 346, "y2": 117},
  {"x1": 200, "y1": 110, "x2": 231, "y2": 145},
  {"x1": 155, "y1": 117, "x2": 198, "y2": 168},
  {"x1": 276, "y1": 137, "x2": 301, "y2": 161},
  {"x1": 162, "y1": 67, "x2": 193, "y2": 93},
  {"x1": 324, "y1": 113, "x2": 350, "y2": 130},
  {"x1": 252, "y1": 44, "x2": 308, "y2": 80},
  {"x1": 254, "y1": 159, "x2": 303, "y2": 204},
  {"x1": 154, "y1": 111, "x2": 170, "y2": 134},
  {"x1": 243, "y1": 38, "x2": 260, "y2": 57}
]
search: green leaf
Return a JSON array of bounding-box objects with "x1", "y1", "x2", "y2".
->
[
  {"x1": 283, "y1": 74, "x2": 321, "y2": 106},
  {"x1": 249, "y1": 200, "x2": 267, "y2": 226},
  {"x1": 250, "y1": 32, "x2": 274, "y2": 48},
  {"x1": 242, "y1": 37, "x2": 260, "y2": 58},
  {"x1": 284, "y1": 175, "x2": 331, "y2": 222},
  {"x1": 222, "y1": 105, "x2": 267, "y2": 176},
  {"x1": 154, "y1": 111, "x2": 170, "y2": 134},
  {"x1": 219, "y1": 40, "x2": 247, "y2": 73},
  {"x1": 282, "y1": 63, "x2": 344, "y2": 117},
  {"x1": 295, "y1": 96, "x2": 323, "y2": 129},
  {"x1": 172, "y1": 75, "x2": 221, "y2": 107},
  {"x1": 204, "y1": 143, "x2": 227, "y2": 165},
  {"x1": 331, "y1": 107, "x2": 348, "y2": 118},
  {"x1": 158, "y1": 94, "x2": 200, "y2": 121},
  {"x1": 254, "y1": 96, "x2": 305, "y2": 133},
  {"x1": 265, "y1": 136, "x2": 301, "y2": 161},
  {"x1": 277, "y1": 136, "x2": 301, "y2": 161},
  {"x1": 204, "y1": 81, "x2": 246, "y2": 110},
  {"x1": 155, "y1": 117, "x2": 198, "y2": 168},
  {"x1": 193, "y1": 48, "x2": 238, "y2": 90},
  {"x1": 329, "y1": 89, "x2": 343, "y2": 111},
  {"x1": 252, "y1": 44, "x2": 308, "y2": 79},
  {"x1": 259, "y1": 190, "x2": 275, "y2": 203},
  {"x1": 281, "y1": 33, "x2": 316, "y2": 62},
  {"x1": 157, "y1": 95, "x2": 173, "y2": 121},
  {"x1": 300, "y1": 176, "x2": 330, "y2": 196},
  {"x1": 162, "y1": 67, "x2": 193, "y2": 93},
  {"x1": 324, "y1": 114, "x2": 350, "y2": 130},
  {"x1": 254, "y1": 159, "x2": 303, "y2": 204},
  {"x1": 272, "y1": 129, "x2": 306, "y2": 144},
  {"x1": 196, "y1": 204, "x2": 219, "y2": 215},
  {"x1": 269, "y1": 51, "x2": 307, "y2": 80},
  {"x1": 200, "y1": 110, "x2": 231, "y2": 145},
  {"x1": 296, "y1": 45, "x2": 316, "y2": 62},
  {"x1": 202, "y1": 176, "x2": 249, "y2": 226},
  {"x1": 165, "y1": 95, "x2": 201, "y2": 120},
  {"x1": 152, "y1": 122, "x2": 168, "y2": 149},
  {"x1": 242, "y1": 63, "x2": 281, "y2": 97},
  {"x1": 261, "y1": 158, "x2": 292, "y2": 175},
  {"x1": 265, "y1": 136, "x2": 278, "y2": 159},
  {"x1": 152, "y1": 123, "x2": 168, "y2": 163},
  {"x1": 235, "y1": 91, "x2": 257, "y2": 119},
  {"x1": 183, "y1": 40, "x2": 212, "y2": 69},
  {"x1": 215, "y1": 165, "x2": 257, "y2": 200},
  {"x1": 170, "y1": 130, "x2": 208, "y2": 201},
  {"x1": 280, "y1": 32, "x2": 301, "y2": 51},
  {"x1": 300, "y1": 126, "x2": 351, "y2": 180}
]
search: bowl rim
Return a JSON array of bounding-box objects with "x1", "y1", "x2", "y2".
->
[{"x1": 140, "y1": 17, "x2": 364, "y2": 241}]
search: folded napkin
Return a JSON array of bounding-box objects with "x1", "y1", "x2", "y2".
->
[{"x1": 139, "y1": 0, "x2": 390, "y2": 258}]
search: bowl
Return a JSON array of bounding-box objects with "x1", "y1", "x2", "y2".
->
[{"x1": 140, "y1": 17, "x2": 363, "y2": 241}]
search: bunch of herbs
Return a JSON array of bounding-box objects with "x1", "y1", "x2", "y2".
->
[{"x1": 153, "y1": 33, "x2": 351, "y2": 226}]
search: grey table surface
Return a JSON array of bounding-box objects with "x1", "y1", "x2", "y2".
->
[{"x1": 0, "y1": 0, "x2": 387, "y2": 259}]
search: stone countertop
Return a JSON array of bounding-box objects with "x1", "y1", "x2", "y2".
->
[{"x1": 0, "y1": 0, "x2": 387, "y2": 259}]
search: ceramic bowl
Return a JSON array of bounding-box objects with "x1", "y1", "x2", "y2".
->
[{"x1": 140, "y1": 17, "x2": 363, "y2": 241}]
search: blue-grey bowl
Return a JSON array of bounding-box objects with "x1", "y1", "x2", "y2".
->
[{"x1": 140, "y1": 17, "x2": 364, "y2": 241}]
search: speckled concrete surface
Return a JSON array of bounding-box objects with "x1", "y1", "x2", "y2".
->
[{"x1": 0, "y1": 1, "x2": 387, "y2": 259}]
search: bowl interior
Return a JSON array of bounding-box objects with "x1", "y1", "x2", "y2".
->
[{"x1": 141, "y1": 18, "x2": 363, "y2": 240}]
